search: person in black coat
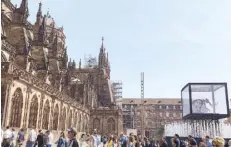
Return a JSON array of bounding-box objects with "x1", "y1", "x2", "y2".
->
[
  {"x1": 36, "y1": 130, "x2": 44, "y2": 147},
  {"x1": 67, "y1": 127, "x2": 79, "y2": 147}
]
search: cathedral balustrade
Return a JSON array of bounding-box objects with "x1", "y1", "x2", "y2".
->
[
  {"x1": 8, "y1": 63, "x2": 89, "y2": 114},
  {"x1": 1, "y1": 40, "x2": 16, "y2": 54}
]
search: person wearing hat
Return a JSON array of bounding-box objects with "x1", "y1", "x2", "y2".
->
[{"x1": 67, "y1": 127, "x2": 79, "y2": 147}]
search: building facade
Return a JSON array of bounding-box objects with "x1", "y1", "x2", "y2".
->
[
  {"x1": 1, "y1": 0, "x2": 122, "y2": 136},
  {"x1": 122, "y1": 98, "x2": 182, "y2": 138}
]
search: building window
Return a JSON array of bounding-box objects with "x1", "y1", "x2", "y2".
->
[
  {"x1": 42, "y1": 100, "x2": 50, "y2": 130},
  {"x1": 173, "y1": 113, "x2": 176, "y2": 117},
  {"x1": 93, "y1": 118, "x2": 100, "y2": 132},
  {"x1": 166, "y1": 112, "x2": 169, "y2": 117},
  {"x1": 173, "y1": 105, "x2": 176, "y2": 109},
  {"x1": 53, "y1": 104, "x2": 59, "y2": 130},
  {"x1": 10, "y1": 88, "x2": 23, "y2": 128},
  {"x1": 107, "y1": 118, "x2": 115, "y2": 133},
  {"x1": 28, "y1": 95, "x2": 39, "y2": 128}
]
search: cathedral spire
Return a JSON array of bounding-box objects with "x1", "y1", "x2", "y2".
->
[
  {"x1": 38, "y1": 15, "x2": 46, "y2": 43},
  {"x1": 72, "y1": 60, "x2": 76, "y2": 68},
  {"x1": 100, "y1": 36, "x2": 104, "y2": 53},
  {"x1": 36, "y1": 2, "x2": 42, "y2": 24},
  {"x1": 19, "y1": 0, "x2": 29, "y2": 13},
  {"x1": 37, "y1": 2, "x2": 42, "y2": 17},
  {"x1": 98, "y1": 37, "x2": 107, "y2": 68},
  {"x1": 15, "y1": 0, "x2": 29, "y2": 22},
  {"x1": 79, "y1": 59, "x2": 82, "y2": 69}
]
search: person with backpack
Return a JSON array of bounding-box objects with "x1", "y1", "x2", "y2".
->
[
  {"x1": 119, "y1": 133, "x2": 127, "y2": 147},
  {"x1": 188, "y1": 135, "x2": 197, "y2": 147}
]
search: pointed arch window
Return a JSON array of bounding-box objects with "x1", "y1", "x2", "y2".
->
[
  {"x1": 93, "y1": 118, "x2": 100, "y2": 132},
  {"x1": 68, "y1": 110, "x2": 72, "y2": 128},
  {"x1": 60, "y1": 107, "x2": 66, "y2": 130},
  {"x1": 42, "y1": 100, "x2": 50, "y2": 130},
  {"x1": 53, "y1": 104, "x2": 59, "y2": 130},
  {"x1": 10, "y1": 88, "x2": 23, "y2": 127},
  {"x1": 28, "y1": 95, "x2": 38, "y2": 127},
  {"x1": 107, "y1": 118, "x2": 115, "y2": 133},
  {"x1": 74, "y1": 112, "x2": 78, "y2": 128}
]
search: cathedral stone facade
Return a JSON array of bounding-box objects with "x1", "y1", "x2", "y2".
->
[{"x1": 1, "y1": 0, "x2": 123, "y2": 137}]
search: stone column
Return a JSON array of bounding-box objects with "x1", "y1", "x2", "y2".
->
[
  {"x1": 58, "y1": 101, "x2": 63, "y2": 130},
  {"x1": 76, "y1": 112, "x2": 79, "y2": 131},
  {"x1": 66, "y1": 109, "x2": 70, "y2": 128},
  {"x1": 2, "y1": 77, "x2": 13, "y2": 127},
  {"x1": 75, "y1": 111, "x2": 78, "y2": 130},
  {"x1": 23, "y1": 86, "x2": 32, "y2": 128},
  {"x1": 38, "y1": 93, "x2": 44, "y2": 128}
]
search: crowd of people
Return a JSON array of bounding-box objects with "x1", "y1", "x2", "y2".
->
[
  {"x1": 1, "y1": 126, "x2": 231, "y2": 147},
  {"x1": 171, "y1": 134, "x2": 231, "y2": 147},
  {"x1": 1, "y1": 126, "x2": 80, "y2": 147}
]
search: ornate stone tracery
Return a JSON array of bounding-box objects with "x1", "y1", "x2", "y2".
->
[
  {"x1": 42, "y1": 100, "x2": 50, "y2": 130},
  {"x1": 60, "y1": 107, "x2": 66, "y2": 130},
  {"x1": 9, "y1": 88, "x2": 23, "y2": 127},
  {"x1": 107, "y1": 118, "x2": 116, "y2": 133},
  {"x1": 28, "y1": 95, "x2": 39, "y2": 127},
  {"x1": 93, "y1": 117, "x2": 100, "y2": 132},
  {"x1": 53, "y1": 104, "x2": 59, "y2": 130},
  {"x1": 68, "y1": 110, "x2": 73, "y2": 128}
]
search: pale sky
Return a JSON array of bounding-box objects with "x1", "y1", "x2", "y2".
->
[{"x1": 12, "y1": 0, "x2": 231, "y2": 100}]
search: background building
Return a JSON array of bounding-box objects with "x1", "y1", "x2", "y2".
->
[
  {"x1": 122, "y1": 98, "x2": 182, "y2": 138},
  {"x1": 111, "y1": 81, "x2": 123, "y2": 101}
]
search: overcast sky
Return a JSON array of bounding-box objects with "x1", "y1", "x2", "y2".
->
[{"x1": 12, "y1": 0, "x2": 231, "y2": 101}]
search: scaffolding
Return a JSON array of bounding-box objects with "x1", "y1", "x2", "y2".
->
[
  {"x1": 84, "y1": 54, "x2": 98, "y2": 68},
  {"x1": 111, "y1": 81, "x2": 123, "y2": 100}
]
